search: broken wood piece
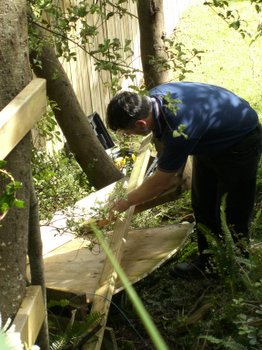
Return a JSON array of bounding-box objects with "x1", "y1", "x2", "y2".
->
[
  {"x1": 40, "y1": 223, "x2": 193, "y2": 300},
  {"x1": 83, "y1": 134, "x2": 152, "y2": 350},
  {"x1": 176, "y1": 303, "x2": 213, "y2": 333},
  {"x1": 0, "y1": 78, "x2": 46, "y2": 159},
  {"x1": 12, "y1": 285, "x2": 45, "y2": 348}
]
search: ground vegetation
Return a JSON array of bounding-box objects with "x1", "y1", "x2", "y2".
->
[
  {"x1": 31, "y1": 1, "x2": 262, "y2": 349},
  {"x1": 107, "y1": 2, "x2": 262, "y2": 349}
]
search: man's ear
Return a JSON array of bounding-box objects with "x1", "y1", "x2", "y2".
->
[{"x1": 134, "y1": 119, "x2": 147, "y2": 128}]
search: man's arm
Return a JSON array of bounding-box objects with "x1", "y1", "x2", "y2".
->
[{"x1": 112, "y1": 168, "x2": 182, "y2": 213}]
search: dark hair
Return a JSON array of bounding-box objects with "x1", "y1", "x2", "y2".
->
[{"x1": 106, "y1": 91, "x2": 152, "y2": 131}]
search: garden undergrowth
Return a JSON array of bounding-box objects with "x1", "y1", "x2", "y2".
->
[
  {"x1": 108, "y1": 167, "x2": 262, "y2": 349},
  {"x1": 107, "y1": 1, "x2": 262, "y2": 349},
  {"x1": 31, "y1": 1, "x2": 262, "y2": 349}
]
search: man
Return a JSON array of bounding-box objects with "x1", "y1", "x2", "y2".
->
[{"x1": 106, "y1": 82, "x2": 262, "y2": 277}]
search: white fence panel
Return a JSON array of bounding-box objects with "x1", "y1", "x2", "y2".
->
[{"x1": 59, "y1": 0, "x2": 196, "y2": 122}]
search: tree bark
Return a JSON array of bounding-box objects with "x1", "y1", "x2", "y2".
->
[
  {"x1": 0, "y1": 0, "x2": 33, "y2": 323},
  {"x1": 28, "y1": 177, "x2": 49, "y2": 350},
  {"x1": 29, "y1": 21, "x2": 123, "y2": 190},
  {"x1": 137, "y1": 0, "x2": 192, "y2": 190},
  {"x1": 137, "y1": 0, "x2": 172, "y2": 89}
]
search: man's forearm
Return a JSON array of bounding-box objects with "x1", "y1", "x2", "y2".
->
[
  {"x1": 126, "y1": 169, "x2": 182, "y2": 207},
  {"x1": 111, "y1": 169, "x2": 182, "y2": 213}
]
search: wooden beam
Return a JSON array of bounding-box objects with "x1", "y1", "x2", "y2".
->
[
  {"x1": 84, "y1": 134, "x2": 152, "y2": 350},
  {"x1": 0, "y1": 78, "x2": 46, "y2": 159},
  {"x1": 127, "y1": 134, "x2": 152, "y2": 192},
  {"x1": 12, "y1": 285, "x2": 45, "y2": 348}
]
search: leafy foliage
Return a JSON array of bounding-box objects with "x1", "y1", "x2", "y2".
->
[
  {"x1": 163, "y1": 38, "x2": 204, "y2": 81},
  {"x1": 28, "y1": 0, "x2": 139, "y2": 92},
  {"x1": 35, "y1": 100, "x2": 62, "y2": 143},
  {"x1": 0, "y1": 161, "x2": 24, "y2": 221},
  {"x1": 28, "y1": 0, "x2": 208, "y2": 93},
  {"x1": 204, "y1": 0, "x2": 262, "y2": 42},
  {"x1": 48, "y1": 298, "x2": 102, "y2": 350},
  {"x1": 32, "y1": 149, "x2": 91, "y2": 222},
  {"x1": 26, "y1": 1, "x2": 262, "y2": 349}
]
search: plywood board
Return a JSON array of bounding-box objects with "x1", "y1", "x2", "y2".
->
[
  {"x1": 39, "y1": 177, "x2": 127, "y2": 256},
  {"x1": 43, "y1": 238, "x2": 105, "y2": 301},
  {"x1": 115, "y1": 223, "x2": 193, "y2": 292},
  {"x1": 42, "y1": 223, "x2": 193, "y2": 302}
]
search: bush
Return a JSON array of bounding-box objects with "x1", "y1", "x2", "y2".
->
[{"x1": 32, "y1": 149, "x2": 92, "y2": 222}]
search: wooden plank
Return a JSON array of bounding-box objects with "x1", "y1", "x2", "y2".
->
[
  {"x1": 0, "y1": 78, "x2": 46, "y2": 159},
  {"x1": 115, "y1": 223, "x2": 193, "y2": 291},
  {"x1": 85, "y1": 135, "x2": 152, "y2": 350},
  {"x1": 40, "y1": 223, "x2": 192, "y2": 302},
  {"x1": 42, "y1": 237, "x2": 105, "y2": 300},
  {"x1": 37, "y1": 178, "x2": 127, "y2": 258},
  {"x1": 75, "y1": 177, "x2": 127, "y2": 219},
  {"x1": 127, "y1": 134, "x2": 152, "y2": 192},
  {"x1": 12, "y1": 285, "x2": 45, "y2": 348}
]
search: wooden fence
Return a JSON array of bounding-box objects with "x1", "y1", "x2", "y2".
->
[{"x1": 60, "y1": 0, "x2": 197, "y2": 123}]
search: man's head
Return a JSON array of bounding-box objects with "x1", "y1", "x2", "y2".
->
[{"x1": 106, "y1": 91, "x2": 153, "y2": 136}]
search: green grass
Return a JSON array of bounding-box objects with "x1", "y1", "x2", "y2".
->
[{"x1": 175, "y1": 0, "x2": 262, "y2": 118}]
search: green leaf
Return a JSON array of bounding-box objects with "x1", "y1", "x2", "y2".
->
[
  {"x1": 0, "y1": 161, "x2": 7, "y2": 168},
  {"x1": 14, "y1": 199, "x2": 24, "y2": 209}
]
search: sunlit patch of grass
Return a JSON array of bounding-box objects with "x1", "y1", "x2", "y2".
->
[{"x1": 175, "y1": 0, "x2": 262, "y2": 117}]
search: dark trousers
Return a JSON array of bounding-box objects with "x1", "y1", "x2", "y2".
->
[{"x1": 191, "y1": 125, "x2": 262, "y2": 260}]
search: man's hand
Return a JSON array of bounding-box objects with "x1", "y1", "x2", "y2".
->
[
  {"x1": 109, "y1": 168, "x2": 182, "y2": 219},
  {"x1": 112, "y1": 198, "x2": 131, "y2": 213},
  {"x1": 108, "y1": 198, "x2": 131, "y2": 221}
]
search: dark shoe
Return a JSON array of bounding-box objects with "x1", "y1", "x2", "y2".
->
[{"x1": 170, "y1": 256, "x2": 213, "y2": 279}]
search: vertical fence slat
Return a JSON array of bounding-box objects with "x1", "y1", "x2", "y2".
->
[{"x1": 58, "y1": 0, "x2": 192, "y2": 122}]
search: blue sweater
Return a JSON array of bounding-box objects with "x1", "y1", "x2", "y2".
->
[{"x1": 150, "y1": 82, "x2": 259, "y2": 171}]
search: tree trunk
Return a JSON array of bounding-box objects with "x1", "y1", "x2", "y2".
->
[
  {"x1": 137, "y1": 0, "x2": 172, "y2": 89},
  {"x1": 29, "y1": 23, "x2": 123, "y2": 190},
  {"x1": 0, "y1": 0, "x2": 33, "y2": 323},
  {"x1": 137, "y1": 0, "x2": 192, "y2": 189},
  {"x1": 28, "y1": 177, "x2": 49, "y2": 350}
]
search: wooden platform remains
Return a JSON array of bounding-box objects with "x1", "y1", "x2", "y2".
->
[
  {"x1": 40, "y1": 134, "x2": 192, "y2": 300},
  {"x1": 43, "y1": 222, "x2": 193, "y2": 300},
  {"x1": 35, "y1": 133, "x2": 194, "y2": 350},
  {"x1": 0, "y1": 78, "x2": 46, "y2": 159},
  {"x1": 12, "y1": 286, "x2": 45, "y2": 348}
]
